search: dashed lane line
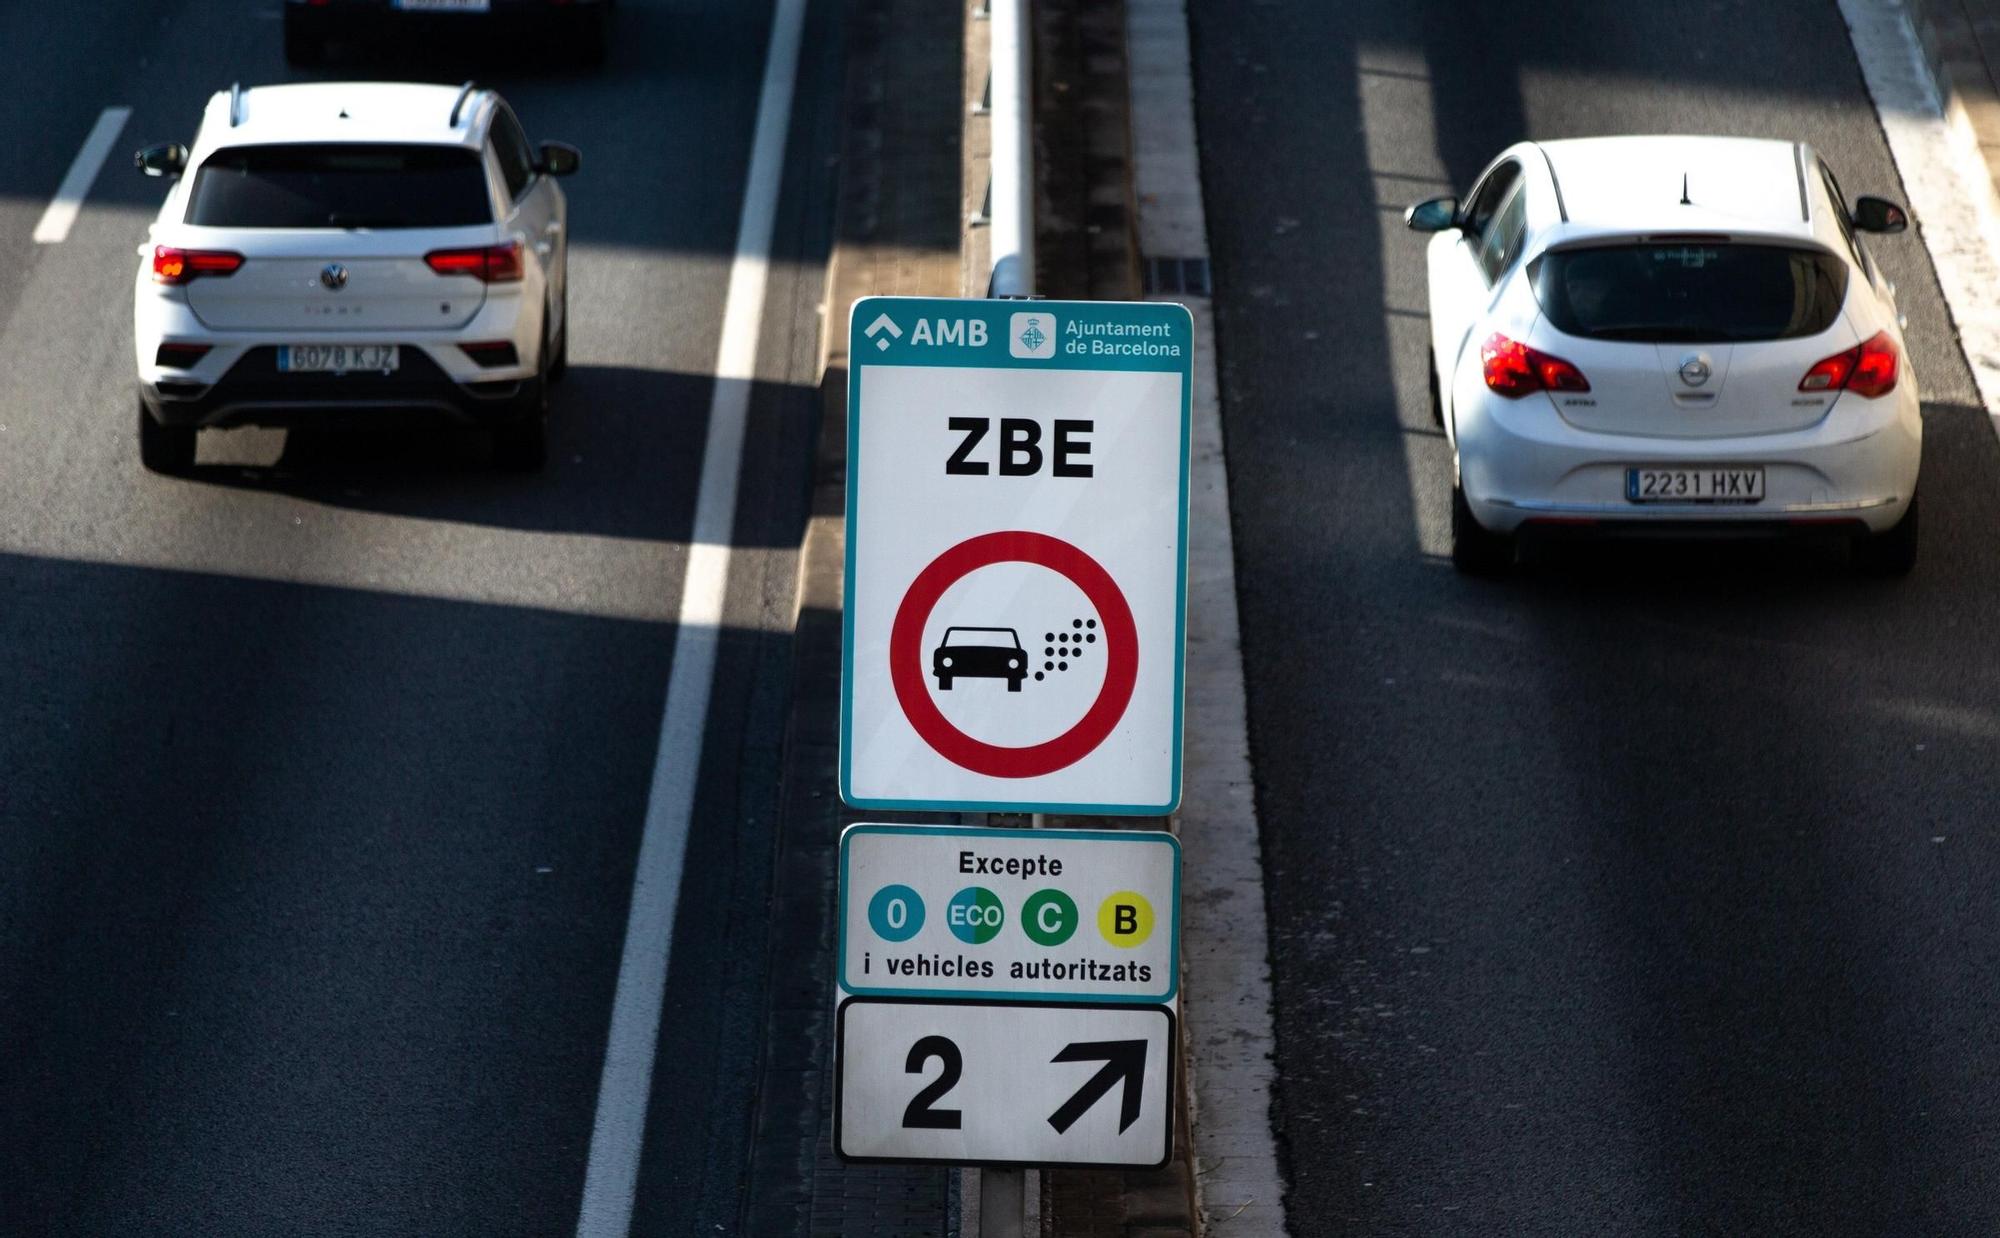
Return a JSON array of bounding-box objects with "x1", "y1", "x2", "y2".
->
[
  {"x1": 32, "y1": 107, "x2": 131, "y2": 245},
  {"x1": 570, "y1": 0, "x2": 809, "y2": 1234}
]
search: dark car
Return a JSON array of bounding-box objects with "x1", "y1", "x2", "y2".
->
[
  {"x1": 283, "y1": 0, "x2": 613, "y2": 68},
  {"x1": 933, "y1": 627, "x2": 1027, "y2": 693}
]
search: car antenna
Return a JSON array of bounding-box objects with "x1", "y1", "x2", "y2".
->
[
  {"x1": 1680, "y1": 173, "x2": 1692, "y2": 206},
  {"x1": 229, "y1": 82, "x2": 244, "y2": 127}
]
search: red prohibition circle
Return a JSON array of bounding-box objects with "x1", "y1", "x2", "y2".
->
[{"x1": 890, "y1": 531, "x2": 1139, "y2": 778}]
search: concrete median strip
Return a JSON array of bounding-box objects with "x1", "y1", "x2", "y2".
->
[
  {"x1": 1839, "y1": 0, "x2": 2000, "y2": 430},
  {"x1": 1128, "y1": 0, "x2": 1292, "y2": 1232}
]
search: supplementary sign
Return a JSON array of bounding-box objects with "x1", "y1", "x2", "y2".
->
[
  {"x1": 841, "y1": 296, "x2": 1194, "y2": 814},
  {"x1": 838, "y1": 823, "x2": 1179, "y2": 1004},
  {"x1": 834, "y1": 998, "x2": 1174, "y2": 1168}
]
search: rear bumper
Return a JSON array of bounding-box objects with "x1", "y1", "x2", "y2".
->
[
  {"x1": 140, "y1": 346, "x2": 532, "y2": 430},
  {"x1": 1453, "y1": 375, "x2": 1924, "y2": 536}
]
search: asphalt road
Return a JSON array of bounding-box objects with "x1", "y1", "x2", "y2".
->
[
  {"x1": 0, "y1": 2, "x2": 839, "y2": 1234},
  {"x1": 1188, "y1": 1, "x2": 2000, "y2": 1233}
]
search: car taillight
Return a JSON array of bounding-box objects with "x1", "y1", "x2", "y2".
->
[
  {"x1": 152, "y1": 246, "x2": 243, "y2": 284},
  {"x1": 425, "y1": 241, "x2": 524, "y2": 283},
  {"x1": 1802, "y1": 330, "x2": 1898, "y2": 398},
  {"x1": 1480, "y1": 332, "x2": 1590, "y2": 399}
]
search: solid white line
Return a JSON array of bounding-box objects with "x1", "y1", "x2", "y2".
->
[
  {"x1": 571, "y1": 0, "x2": 809, "y2": 1234},
  {"x1": 33, "y1": 107, "x2": 132, "y2": 245}
]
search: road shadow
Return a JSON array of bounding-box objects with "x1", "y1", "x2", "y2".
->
[{"x1": 177, "y1": 366, "x2": 817, "y2": 547}]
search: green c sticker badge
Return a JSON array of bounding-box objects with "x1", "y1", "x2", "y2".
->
[
  {"x1": 1022, "y1": 889, "x2": 1079, "y2": 946},
  {"x1": 946, "y1": 886, "x2": 1005, "y2": 944}
]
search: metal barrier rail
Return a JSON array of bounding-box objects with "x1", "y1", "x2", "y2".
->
[{"x1": 985, "y1": 0, "x2": 1035, "y2": 297}]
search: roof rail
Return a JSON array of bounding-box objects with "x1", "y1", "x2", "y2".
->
[
  {"x1": 449, "y1": 80, "x2": 478, "y2": 128},
  {"x1": 229, "y1": 82, "x2": 244, "y2": 127}
]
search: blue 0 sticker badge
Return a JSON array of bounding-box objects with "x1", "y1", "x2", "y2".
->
[{"x1": 867, "y1": 884, "x2": 924, "y2": 942}]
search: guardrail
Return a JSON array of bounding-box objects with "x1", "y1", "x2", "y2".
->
[{"x1": 984, "y1": 0, "x2": 1035, "y2": 297}]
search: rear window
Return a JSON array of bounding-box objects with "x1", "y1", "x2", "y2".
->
[
  {"x1": 186, "y1": 144, "x2": 492, "y2": 229},
  {"x1": 1528, "y1": 243, "x2": 1848, "y2": 343}
]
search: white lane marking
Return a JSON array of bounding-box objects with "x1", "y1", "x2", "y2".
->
[
  {"x1": 1128, "y1": 0, "x2": 1292, "y2": 1233},
  {"x1": 571, "y1": 0, "x2": 809, "y2": 1234},
  {"x1": 1839, "y1": 0, "x2": 2000, "y2": 427},
  {"x1": 33, "y1": 107, "x2": 132, "y2": 245}
]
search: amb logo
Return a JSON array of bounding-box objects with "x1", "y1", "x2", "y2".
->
[{"x1": 863, "y1": 311, "x2": 990, "y2": 351}]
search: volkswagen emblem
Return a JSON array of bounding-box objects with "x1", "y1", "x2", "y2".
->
[
  {"x1": 1678, "y1": 353, "x2": 1712, "y2": 387},
  {"x1": 319, "y1": 263, "x2": 348, "y2": 291}
]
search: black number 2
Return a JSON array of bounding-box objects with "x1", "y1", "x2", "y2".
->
[{"x1": 902, "y1": 1035, "x2": 964, "y2": 1129}]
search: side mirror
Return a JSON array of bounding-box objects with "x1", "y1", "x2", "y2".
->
[
  {"x1": 537, "y1": 141, "x2": 581, "y2": 178},
  {"x1": 1852, "y1": 196, "x2": 1907, "y2": 234},
  {"x1": 134, "y1": 143, "x2": 189, "y2": 179},
  {"x1": 1404, "y1": 196, "x2": 1459, "y2": 233}
]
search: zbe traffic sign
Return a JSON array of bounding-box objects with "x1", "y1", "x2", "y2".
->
[{"x1": 840, "y1": 296, "x2": 1194, "y2": 814}]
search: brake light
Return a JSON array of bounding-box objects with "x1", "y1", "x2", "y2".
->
[
  {"x1": 1481, "y1": 332, "x2": 1590, "y2": 398},
  {"x1": 152, "y1": 246, "x2": 243, "y2": 284},
  {"x1": 1801, "y1": 330, "x2": 1898, "y2": 398},
  {"x1": 425, "y1": 241, "x2": 523, "y2": 283}
]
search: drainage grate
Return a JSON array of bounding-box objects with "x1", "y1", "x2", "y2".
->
[{"x1": 1143, "y1": 255, "x2": 1211, "y2": 296}]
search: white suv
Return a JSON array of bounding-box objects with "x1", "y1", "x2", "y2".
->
[{"x1": 133, "y1": 81, "x2": 577, "y2": 473}]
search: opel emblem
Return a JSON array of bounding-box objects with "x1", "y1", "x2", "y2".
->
[
  {"x1": 319, "y1": 263, "x2": 348, "y2": 291},
  {"x1": 1678, "y1": 353, "x2": 1712, "y2": 387}
]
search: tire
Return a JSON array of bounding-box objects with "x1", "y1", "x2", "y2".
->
[
  {"x1": 548, "y1": 297, "x2": 570, "y2": 384},
  {"x1": 1852, "y1": 490, "x2": 1919, "y2": 577},
  {"x1": 138, "y1": 400, "x2": 196, "y2": 475},
  {"x1": 494, "y1": 320, "x2": 552, "y2": 472},
  {"x1": 283, "y1": 9, "x2": 324, "y2": 67},
  {"x1": 1451, "y1": 482, "x2": 1513, "y2": 575},
  {"x1": 1007, "y1": 677, "x2": 1022, "y2": 692},
  {"x1": 936, "y1": 676, "x2": 953, "y2": 692},
  {"x1": 1428, "y1": 348, "x2": 1444, "y2": 428}
]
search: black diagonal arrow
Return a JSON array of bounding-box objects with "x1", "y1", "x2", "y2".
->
[{"x1": 1046, "y1": 1039, "x2": 1148, "y2": 1135}]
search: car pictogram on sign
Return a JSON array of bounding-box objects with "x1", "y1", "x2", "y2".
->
[{"x1": 933, "y1": 626, "x2": 1027, "y2": 692}]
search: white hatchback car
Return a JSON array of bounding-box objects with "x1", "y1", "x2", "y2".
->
[
  {"x1": 1408, "y1": 135, "x2": 1921, "y2": 574},
  {"x1": 133, "y1": 81, "x2": 577, "y2": 473}
]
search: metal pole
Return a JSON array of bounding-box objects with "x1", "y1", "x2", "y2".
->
[
  {"x1": 978, "y1": 1167, "x2": 1024, "y2": 1238},
  {"x1": 987, "y1": 0, "x2": 1033, "y2": 296},
  {"x1": 975, "y1": 809, "x2": 1041, "y2": 1235}
]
